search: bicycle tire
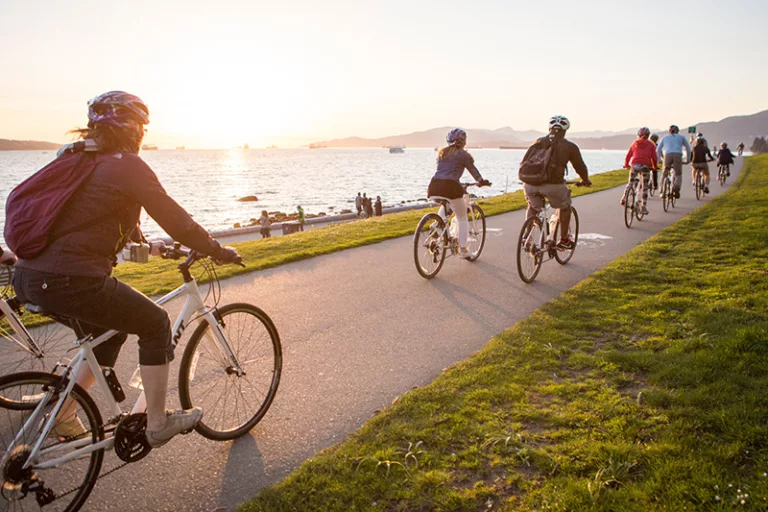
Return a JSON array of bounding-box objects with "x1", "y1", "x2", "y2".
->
[
  {"x1": 179, "y1": 303, "x2": 282, "y2": 441},
  {"x1": 662, "y1": 179, "x2": 671, "y2": 212},
  {"x1": 0, "y1": 371, "x2": 104, "y2": 512},
  {"x1": 624, "y1": 188, "x2": 635, "y2": 228},
  {"x1": 413, "y1": 213, "x2": 447, "y2": 279},
  {"x1": 695, "y1": 171, "x2": 702, "y2": 200},
  {"x1": 554, "y1": 207, "x2": 579, "y2": 265},
  {"x1": 516, "y1": 217, "x2": 544, "y2": 283},
  {"x1": 464, "y1": 204, "x2": 486, "y2": 262},
  {"x1": 719, "y1": 165, "x2": 727, "y2": 186}
]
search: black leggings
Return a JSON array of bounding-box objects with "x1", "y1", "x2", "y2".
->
[{"x1": 13, "y1": 268, "x2": 172, "y2": 366}]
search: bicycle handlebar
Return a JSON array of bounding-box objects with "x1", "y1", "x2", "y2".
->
[{"x1": 159, "y1": 242, "x2": 244, "y2": 267}]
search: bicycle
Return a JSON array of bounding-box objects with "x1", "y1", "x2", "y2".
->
[
  {"x1": 621, "y1": 166, "x2": 650, "y2": 228},
  {"x1": 660, "y1": 169, "x2": 676, "y2": 213},
  {"x1": 0, "y1": 265, "x2": 73, "y2": 378},
  {"x1": 717, "y1": 163, "x2": 729, "y2": 186},
  {"x1": 0, "y1": 243, "x2": 282, "y2": 511},
  {"x1": 693, "y1": 164, "x2": 711, "y2": 200},
  {"x1": 413, "y1": 182, "x2": 488, "y2": 279},
  {"x1": 516, "y1": 183, "x2": 582, "y2": 283}
]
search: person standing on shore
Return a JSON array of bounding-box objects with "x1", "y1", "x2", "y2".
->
[
  {"x1": 355, "y1": 192, "x2": 362, "y2": 218},
  {"x1": 365, "y1": 195, "x2": 374, "y2": 218},
  {"x1": 657, "y1": 125, "x2": 691, "y2": 199},
  {"x1": 297, "y1": 205, "x2": 305, "y2": 231},
  {"x1": 362, "y1": 193, "x2": 369, "y2": 218},
  {"x1": 259, "y1": 210, "x2": 272, "y2": 238},
  {"x1": 374, "y1": 196, "x2": 382, "y2": 216}
]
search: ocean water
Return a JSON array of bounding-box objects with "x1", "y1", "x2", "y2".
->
[{"x1": 0, "y1": 147, "x2": 625, "y2": 244}]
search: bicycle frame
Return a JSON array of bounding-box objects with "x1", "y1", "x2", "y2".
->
[
  {"x1": 0, "y1": 298, "x2": 45, "y2": 360},
  {"x1": 434, "y1": 194, "x2": 479, "y2": 255},
  {"x1": 2, "y1": 273, "x2": 241, "y2": 474}
]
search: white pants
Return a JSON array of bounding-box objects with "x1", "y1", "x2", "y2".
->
[{"x1": 438, "y1": 197, "x2": 469, "y2": 248}]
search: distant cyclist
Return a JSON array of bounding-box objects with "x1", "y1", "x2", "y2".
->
[
  {"x1": 520, "y1": 115, "x2": 591, "y2": 251},
  {"x1": 691, "y1": 136, "x2": 715, "y2": 194},
  {"x1": 716, "y1": 142, "x2": 735, "y2": 177},
  {"x1": 621, "y1": 127, "x2": 657, "y2": 215},
  {"x1": 427, "y1": 128, "x2": 490, "y2": 259},
  {"x1": 737, "y1": 142, "x2": 745, "y2": 156},
  {"x1": 657, "y1": 125, "x2": 691, "y2": 199},
  {"x1": 649, "y1": 133, "x2": 660, "y2": 191}
]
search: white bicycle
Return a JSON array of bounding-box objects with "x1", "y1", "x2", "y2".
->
[
  {"x1": 0, "y1": 243, "x2": 282, "y2": 511},
  {"x1": 413, "y1": 182, "x2": 488, "y2": 279}
]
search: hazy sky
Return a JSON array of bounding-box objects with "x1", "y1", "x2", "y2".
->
[{"x1": 1, "y1": 0, "x2": 766, "y2": 147}]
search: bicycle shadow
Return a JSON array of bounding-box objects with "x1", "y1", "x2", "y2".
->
[
  {"x1": 471, "y1": 260, "x2": 560, "y2": 296},
  {"x1": 216, "y1": 433, "x2": 267, "y2": 511}
]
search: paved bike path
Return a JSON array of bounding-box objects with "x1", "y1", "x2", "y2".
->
[{"x1": 87, "y1": 159, "x2": 743, "y2": 511}]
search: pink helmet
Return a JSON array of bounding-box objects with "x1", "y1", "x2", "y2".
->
[
  {"x1": 87, "y1": 91, "x2": 150, "y2": 129},
  {"x1": 637, "y1": 127, "x2": 651, "y2": 139}
]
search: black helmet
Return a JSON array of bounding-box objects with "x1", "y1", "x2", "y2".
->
[
  {"x1": 669, "y1": 125, "x2": 679, "y2": 134},
  {"x1": 650, "y1": 133, "x2": 659, "y2": 143}
]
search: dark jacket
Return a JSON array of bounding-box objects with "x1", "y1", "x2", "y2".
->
[
  {"x1": 522, "y1": 135, "x2": 589, "y2": 184},
  {"x1": 717, "y1": 148, "x2": 735, "y2": 165},
  {"x1": 432, "y1": 148, "x2": 482, "y2": 182},
  {"x1": 16, "y1": 152, "x2": 223, "y2": 277},
  {"x1": 691, "y1": 143, "x2": 713, "y2": 164}
]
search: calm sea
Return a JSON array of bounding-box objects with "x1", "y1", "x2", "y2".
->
[{"x1": 0, "y1": 147, "x2": 625, "y2": 244}]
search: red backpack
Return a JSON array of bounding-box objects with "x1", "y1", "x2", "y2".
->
[{"x1": 4, "y1": 146, "x2": 99, "y2": 259}]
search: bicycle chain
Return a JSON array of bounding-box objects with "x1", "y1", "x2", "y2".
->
[{"x1": 37, "y1": 416, "x2": 130, "y2": 503}]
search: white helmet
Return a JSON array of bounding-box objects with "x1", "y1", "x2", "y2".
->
[{"x1": 549, "y1": 115, "x2": 570, "y2": 132}]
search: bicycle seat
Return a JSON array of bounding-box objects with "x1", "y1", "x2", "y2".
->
[{"x1": 428, "y1": 196, "x2": 452, "y2": 206}]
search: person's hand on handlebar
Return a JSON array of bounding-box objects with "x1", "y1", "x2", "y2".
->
[
  {"x1": 0, "y1": 247, "x2": 17, "y2": 266},
  {"x1": 478, "y1": 179, "x2": 492, "y2": 187},
  {"x1": 580, "y1": 178, "x2": 592, "y2": 187},
  {"x1": 213, "y1": 245, "x2": 243, "y2": 266}
]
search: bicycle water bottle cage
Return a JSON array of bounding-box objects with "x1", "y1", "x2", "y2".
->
[{"x1": 115, "y1": 413, "x2": 152, "y2": 463}]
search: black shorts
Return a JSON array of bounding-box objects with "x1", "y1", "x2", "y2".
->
[{"x1": 427, "y1": 179, "x2": 464, "y2": 200}]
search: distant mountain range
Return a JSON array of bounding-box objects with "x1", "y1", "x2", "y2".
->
[
  {"x1": 0, "y1": 139, "x2": 61, "y2": 151},
  {"x1": 309, "y1": 109, "x2": 768, "y2": 150}
]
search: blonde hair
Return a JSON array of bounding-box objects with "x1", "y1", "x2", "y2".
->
[{"x1": 437, "y1": 145, "x2": 466, "y2": 161}]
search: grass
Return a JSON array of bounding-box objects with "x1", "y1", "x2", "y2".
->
[{"x1": 238, "y1": 155, "x2": 768, "y2": 511}]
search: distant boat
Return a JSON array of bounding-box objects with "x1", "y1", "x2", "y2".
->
[
  {"x1": 142, "y1": 144, "x2": 158, "y2": 151},
  {"x1": 500, "y1": 145, "x2": 526, "y2": 150},
  {"x1": 389, "y1": 146, "x2": 405, "y2": 154},
  {"x1": 266, "y1": 145, "x2": 278, "y2": 149},
  {"x1": 176, "y1": 146, "x2": 185, "y2": 150},
  {"x1": 309, "y1": 143, "x2": 327, "y2": 149},
  {"x1": 243, "y1": 144, "x2": 249, "y2": 150}
]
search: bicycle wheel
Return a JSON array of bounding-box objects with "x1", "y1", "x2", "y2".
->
[
  {"x1": 718, "y1": 166, "x2": 726, "y2": 186},
  {"x1": 624, "y1": 188, "x2": 635, "y2": 228},
  {"x1": 662, "y1": 179, "x2": 671, "y2": 212},
  {"x1": 635, "y1": 193, "x2": 646, "y2": 222},
  {"x1": 516, "y1": 217, "x2": 544, "y2": 283},
  {"x1": 554, "y1": 207, "x2": 579, "y2": 265},
  {"x1": 464, "y1": 204, "x2": 486, "y2": 262},
  {"x1": 413, "y1": 213, "x2": 447, "y2": 279},
  {"x1": 179, "y1": 303, "x2": 282, "y2": 441},
  {"x1": 0, "y1": 305, "x2": 73, "y2": 378},
  {"x1": 0, "y1": 371, "x2": 104, "y2": 512},
  {"x1": 695, "y1": 171, "x2": 702, "y2": 200}
]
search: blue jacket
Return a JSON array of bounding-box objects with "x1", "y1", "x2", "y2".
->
[
  {"x1": 657, "y1": 133, "x2": 691, "y2": 159},
  {"x1": 432, "y1": 148, "x2": 482, "y2": 182}
]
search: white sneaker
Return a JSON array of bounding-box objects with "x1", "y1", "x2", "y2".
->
[
  {"x1": 458, "y1": 248, "x2": 471, "y2": 259},
  {"x1": 146, "y1": 408, "x2": 203, "y2": 448}
]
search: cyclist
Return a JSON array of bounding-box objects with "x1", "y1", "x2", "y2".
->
[
  {"x1": 717, "y1": 142, "x2": 735, "y2": 177},
  {"x1": 657, "y1": 125, "x2": 691, "y2": 199},
  {"x1": 427, "y1": 128, "x2": 490, "y2": 259},
  {"x1": 690, "y1": 136, "x2": 715, "y2": 194},
  {"x1": 521, "y1": 115, "x2": 591, "y2": 250},
  {"x1": 737, "y1": 142, "x2": 745, "y2": 156},
  {"x1": 0, "y1": 246, "x2": 17, "y2": 266},
  {"x1": 10, "y1": 91, "x2": 240, "y2": 447},
  {"x1": 621, "y1": 127, "x2": 657, "y2": 215},
  {"x1": 649, "y1": 133, "x2": 660, "y2": 191}
]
